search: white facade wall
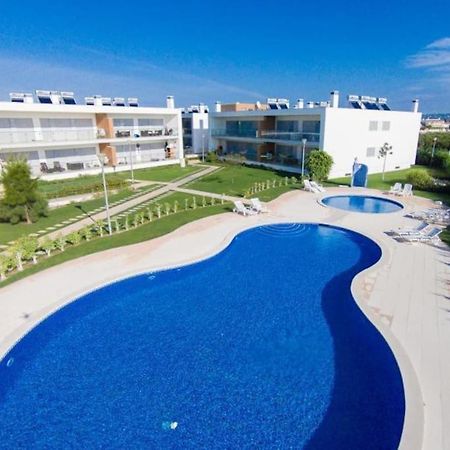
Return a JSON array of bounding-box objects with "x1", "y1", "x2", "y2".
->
[{"x1": 322, "y1": 108, "x2": 421, "y2": 177}]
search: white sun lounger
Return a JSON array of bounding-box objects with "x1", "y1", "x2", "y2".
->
[
  {"x1": 304, "y1": 180, "x2": 319, "y2": 193},
  {"x1": 233, "y1": 200, "x2": 257, "y2": 216},
  {"x1": 393, "y1": 221, "x2": 430, "y2": 237},
  {"x1": 250, "y1": 198, "x2": 269, "y2": 213},
  {"x1": 397, "y1": 183, "x2": 413, "y2": 197},
  {"x1": 389, "y1": 183, "x2": 402, "y2": 195},
  {"x1": 401, "y1": 227, "x2": 442, "y2": 243},
  {"x1": 310, "y1": 181, "x2": 326, "y2": 193}
]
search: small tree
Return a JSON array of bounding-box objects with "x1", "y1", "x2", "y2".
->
[
  {"x1": 41, "y1": 237, "x2": 54, "y2": 257},
  {"x1": 378, "y1": 143, "x2": 393, "y2": 181},
  {"x1": 146, "y1": 207, "x2": 153, "y2": 221},
  {"x1": 95, "y1": 220, "x2": 105, "y2": 236},
  {"x1": 184, "y1": 198, "x2": 189, "y2": 210},
  {"x1": 113, "y1": 218, "x2": 120, "y2": 232},
  {"x1": 0, "y1": 254, "x2": 14, "y2": 281},
  {"x1": 306, "y1": 150, "x2": 334, "y2": 181},
  {"x1": 66, "y1": 231, "x2": 82, "y2": 246},
  {"x1": 20, "y1": 236, "x2": 39, "y2": 264},
  {"x1": 133, "y1": 214, "x2": 139, "y2": 228},
  {"x1": 202, "y1": 196, "x2": 206, "y2": 207},
  {"x1": 80, "y1": 226, "x2": 93, "y2": 241},
  {"x1": 164, "y1": 203, "x2": 171, "y2": 216},
  {"x1": 174, "y1": 200, "x2": 179, "y2": 213},
  {"x1": 192, "y1": 197, "x2": 197, "y2": 209},
  {"x1": 0, "y1": 159, "x2": 48, "y2": 224},
  {"x1": 54, "y1": 234, "x2": 66, "y2": 252},
  {"x1": 156, "y1": 204, "x2": 162, "y2": 218},
  {"x1": 10, "y1": 240, "x2": 25, "y2": 271}
]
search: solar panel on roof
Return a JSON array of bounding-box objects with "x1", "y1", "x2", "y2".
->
[
  {"x1": 350, "y1": 101, "x2": 362, "y2": 109},
  {"x1": 362, "y1": 102, "x2": 379, "y2": 110},
  {"x1": 62, "y1": 97, "x2": 76, "y2": 105},
  {"x1": 38, "y1": 95, "x2": 52, "y2": 104},
  {"x1": 279, "y1": 104, "x2": 288, "y2": 109},
  {"x1": 269, "y1": 103, "x2": 279, "y2": 110},
  {"x1": 380, "y1": 103, "x2": 391, "y2": 111}
]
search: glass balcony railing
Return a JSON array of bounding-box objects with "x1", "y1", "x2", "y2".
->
[
  {"x1": 259, "y1": 131, "x2": 320, "y2": 143},
  {"x1": 0, "y1": 126, "x2": 179, "y2": 146},
  {"x1": 211, "y1": 129, "x2": 320, "y2": 143}
]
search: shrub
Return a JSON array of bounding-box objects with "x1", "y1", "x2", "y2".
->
[
  {"x1": 406, "y1": 168, "x2": 433, "y2": 190},
  {"x1": 0, "y1": 159, "x2": 48, "y2": 224},
  {"x1": 305, "y1": 150, "x2": 334, "y2": 181},
  {"x1": 205, "y1": 151, "x2": 219, "y2": 163}
]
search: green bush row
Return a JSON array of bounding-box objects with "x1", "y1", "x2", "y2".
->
[{"x1": 0, "y1": 196, "x2": 228, "y2": 281}]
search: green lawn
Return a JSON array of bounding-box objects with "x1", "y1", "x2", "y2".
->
[
  {"x1": 130, "y1": 164, "x2": 203, "y2": 182},
  {"x1": 37, "y1": 164, "x2": 202, "y2": 198},
  {"x1": 187, "y1": 164, "x2": 299, "y2": 199},
  {"x1": 1, "y1": 202, "x2": 232, "y2": 288},
  {"x1": 0, "y1": 187, "x2": 159, "y2": 245},
  {"x1": 441, "y1": 226, "x2": 450, "y2": 246},
  {"x1": 327, "y1": 165, "x2": 450, "y2": 203}
]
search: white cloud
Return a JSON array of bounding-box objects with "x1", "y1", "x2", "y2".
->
[
  {"x1": 404, "y1": 38, "x2": 450, "y2": 111},
  {"x1": 426, "y1": 37, "x2": 450, "y2": 49},
  {"x1": 406, "y1": 37, "x2": 450, "y2": 68}
]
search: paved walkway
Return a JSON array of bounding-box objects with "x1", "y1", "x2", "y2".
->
[
  {"x1": 0, "y1": 188, "x2": 449, "y2": 449},
  {"x1": 42, "y1": 165, "x2": 219, "y2": 241}
]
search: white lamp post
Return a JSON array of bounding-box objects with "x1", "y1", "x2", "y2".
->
[
  {"x1": 378, "y1": 142, "x2": 393, "y2": 181},
  {"x1": 431, "y1": 137, "x2": 437, "y2": 165},
  {"x1": 128, "y1": 140, "x2": 135, "y2": 183},
  {"x1": 97, "y1": 153, "x2": 112, "y2": 235},
  {"x1": 301, "y1": 138, "x2": 307, "y2": 178}
]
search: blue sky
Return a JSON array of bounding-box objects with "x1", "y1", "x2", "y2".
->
[{"x1": 0, "y1": 0, "x2": 449, "y2": 112}]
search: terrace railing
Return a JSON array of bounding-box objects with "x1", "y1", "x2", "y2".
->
[{"x1": 211, "y1": 128, "x2": 320, "y2": 143}]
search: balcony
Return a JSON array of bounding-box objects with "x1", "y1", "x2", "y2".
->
[
  {"x1": 0, "y1": 128, "x2": 97, "y2": 146},
  {"x1": 113, "y1": 127, "x2": 177, "y2": 139},
  {"x1": 211, "y1": 129, "x2": 320, "y2": 143}
]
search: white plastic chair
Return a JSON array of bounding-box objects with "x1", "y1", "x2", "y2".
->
[
  {"x1": 389, "y1": 183, "x2": 402, "y2": 194},
  {"x1": 233, "y1": 200, "x2": 257, "y2": 216},
  {"x1": 250, "y1": 198, "x2": 269, "y2": 213}
]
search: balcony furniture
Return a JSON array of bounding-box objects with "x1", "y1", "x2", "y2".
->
[
  {"x1": 115, "y1": 130, "x2": 131, "y2": 138},
  {"x1": 53, "y1": 161, "x2": 65, "y2": 172},
  {"x1": 40, "y1": 162, "x2": 50, "y2": 173},
  {"x1": 67, "y1": 162, "x2": 84, "y2": 171}
]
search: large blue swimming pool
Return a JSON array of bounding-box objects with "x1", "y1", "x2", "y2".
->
[
  {"x1": 322, "y1": 195, "x2": 403, "y2": 214},
  {"x1": 0, "y1": 224, "x2": 405, "y2": 449}
]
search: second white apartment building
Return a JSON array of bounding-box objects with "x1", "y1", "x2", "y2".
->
[
  {"x1": 0, "y1": 91, "x2": 183, "y2": 179},
  {"x1": 210, "y1": 92, "x2": 422, "y2": 178}
]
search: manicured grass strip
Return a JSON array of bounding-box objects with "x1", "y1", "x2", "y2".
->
[
  {"x1": 187, "y1": 164, "x2": 297, "y2": 198},
  {"x1": 326, "y1": 165, "x2": 450, "y2": 203},
  {"x1": 131, "y1": 165, "x2": 203, "y2": 182},
  {"x1": 0, "y1": 204, "x2": 231, "y2": 288},
  {"x1": 0, "y1": 186, "x2": 158, "y2": 245}
]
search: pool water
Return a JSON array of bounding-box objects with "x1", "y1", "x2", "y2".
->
[
  {"x1": 322, "y1": 195, "x2": 403, "y2": 213},
  {"x1": 0, "y1": 224, "x2": 405, "y2": 449}
]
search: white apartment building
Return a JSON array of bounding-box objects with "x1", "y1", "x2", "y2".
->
[
  {"x1": 182, "y1": 104, "x2": 209, "y2": 157},
  {"x1": 0, "y1": 91, "x2": 183, "y2": 179},
  {"x1": 210, "y1": 92, "x2": 422, "y2": 178}
]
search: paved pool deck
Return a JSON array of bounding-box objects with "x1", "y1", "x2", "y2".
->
[{"x1": 0, "y1": 187, "x2": 448, "y2": 450}]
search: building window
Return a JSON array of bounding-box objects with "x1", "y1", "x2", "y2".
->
[
  {"x1": 0, "y1": 118, "x2": 34, "y2": 128},
  {"x1": 276, "y1": 120, "x2": 299, "y2": 132},
  {"x1": 366, "y1": 147, "x2": 376, "y2": 157},
  {"x1": 302, "y1": 120, "x2": 320, "y2": 133},
  {"x1": 369, "y1": 121, "x2": 378, "y2": 131},
  {"x1": 113, "y1": 118, "x2": 133, "y2": 128},
  {"x1": 382, "y1": 121, "x2": 390, "y2": 131}
]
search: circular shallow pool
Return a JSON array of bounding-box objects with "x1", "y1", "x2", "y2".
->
[
  {"x1": 321, "y1": 195, "x2": 403, "y2": 214},
  {"x1": 0, "y1": 224, "x2": 404, "y2": 449}
]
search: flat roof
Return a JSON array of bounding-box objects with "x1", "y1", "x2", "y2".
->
[{"x1": 0, "y1": 102, "x2": 180, "y2": 116}]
